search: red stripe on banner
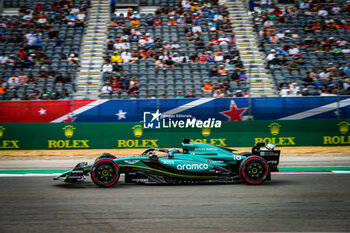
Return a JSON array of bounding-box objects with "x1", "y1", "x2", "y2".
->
[{"x1": 0, "y1": 100, "x2": 95, "y2": 123}]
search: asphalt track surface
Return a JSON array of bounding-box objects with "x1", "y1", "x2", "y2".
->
[{"x1": 0, "y1": 173, "x2": 349, "y2": 233}]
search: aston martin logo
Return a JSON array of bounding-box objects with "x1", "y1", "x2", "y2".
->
[
  {"x1": 269, "y1": 123, "x2": 281, "y2": 136},
  {"x1": 0, "y1": 126, "x2": 5, "y2": 138},
  {"x1": 62, "y1": 125, "x2": 76, "y2": 138},
  {"x1": 202, "y1": 127, "x2": 211, "y2": 137},
  {"x1": 132, "y1": 125, "x2": 143, "y2": 138},
  {"x1": 338, "y1": 121, "x2": 349, "y2": 134}
]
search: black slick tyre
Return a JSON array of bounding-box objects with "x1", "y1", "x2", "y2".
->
[
  {"x1": 239, "y1": 156, "x2": 269, "y2": 185},
  {"x1": 91, "y1": 158, "x2": 120, "y2": 187}
]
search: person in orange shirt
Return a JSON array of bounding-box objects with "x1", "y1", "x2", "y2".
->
[
  {"x1": 0, "y1": 80, "x2": 6, "y2": 98},
  {"x1": 130, "y1": 19, "x2": 140, "y2": 28},
  {"x1": 107, "y1": 20, "x2": 118, "y2": 28},
  {"x1": 202, "y1": 80, "x2": 212, "y2": 93},
  {"x1": 168, "y1": 16, "x2": 177, "y2": 26}
]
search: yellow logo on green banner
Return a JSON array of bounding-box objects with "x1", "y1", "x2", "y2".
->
[
  {"x1": 338, "y1": 121, "x2": 349, "y2": 134},
  {"x1": 62, "y1": 125, "x2": 76, "y2": 138},
  {"x1": 132, "y1": 125, "x2": 143, "y2": 138}
]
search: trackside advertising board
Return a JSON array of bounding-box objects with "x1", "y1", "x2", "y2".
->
[{"x1": 0, "y1": 119, "x2": 349, "y2": 150}]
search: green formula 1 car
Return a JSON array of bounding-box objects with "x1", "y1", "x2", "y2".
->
[{"x1": 54, "y1": 139, "x2": 280, "y2": 187}]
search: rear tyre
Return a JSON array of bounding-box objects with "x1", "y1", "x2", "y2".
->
[
  {"x1": 239, "y1": 156, "x2": 269, "y2": 185},
  {"x1": 91, "y1": 159, "x2": 120, "y2": 187}
]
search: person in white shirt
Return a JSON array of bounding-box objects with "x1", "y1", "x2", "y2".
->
[
  {"x1": 113, "y1": 41, "x2": 123, "y2": 50},
  {"x1": 214, "y1": 52, "x2": 224, "y2": 62},
  {"x1": 121, "y1": 51, "x2": 132, "y2": 63},
  {"x1": 299, "y1": 2, "x2": 309, "y2": 9},
  {"x1": 0, "y1": 54, "x2": 8, "y2": 64},
  {"x1": 121, "y1": 41, "x2": 130, "y2": 50},
  {"x1": 263, "y1": 19, "x2": 274, "y2": 27},
  {"x1": 280, "y1": 86, "x2": 291, "y2": 97},
  {"x1": 318, "y1": 8, "x2": 328, "y2": 17},
  {"x1": 101, "y1": 61, "x2": 113, "y2": 73},
  {"x1": 342, "y1": 47, "x2": 350, "y2": 55},
  {"x1": 331, "y1": 6, "x2": 341, "y2": 14},
  {"x1": 266, "y1": 49, "x2": 276, "y2": 67},
  {"x1": 182, "y1": 0, "x2": 191, "y2": 9},
  {"x1": 101, "y1": 82, "x2": 112, "y2": 94},
  {"x1": 276, "y1": 31, "x2": 285, "y2": 40},
  {"x1": 171, "y1": 40, "x2": 180, "y2": 50},
  {"x1": 288, "y1": 46, "x2": 299, "y2": 55},
  {"x1": 172, "y1": 53, "x2": 181, "y2": 63},
  {"x1": 178, "y1": 53, "x2": 189, "y2": 63},
  {"x1": 319, "y1": 69, "x2": 330, "y2": 80},
  {"x1": 70, "y1": 7, "x2": 80, "y2": 14},
  {"x1": 7, "y1": 75, "x2": 19, "y2": 89},
  {"x1": 214, "y1": 14, "x2": 223, "y2": 21},
  {"x1": 138, "y1": 36, "x2": 147, "y2": 48},
  {"x1": 289, "y1": 82, "x2": 300, "y2": 96},
  {"x1": 76, "y1": 12, "x2": 86, "y2": 21},
  {"x1": 192, "y1": 24, "x2": 202, "y2": 33}
]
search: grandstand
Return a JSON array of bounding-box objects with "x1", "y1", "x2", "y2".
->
[
  {"x1": 254, "y1": 0, "x2": 350, "y2": 96},
  {"x1": 0, "y1": 0, "x2": 349, "y2": 100},
  {"x1": 0, "y1": 0, "x2": 89, "y2": 100}
]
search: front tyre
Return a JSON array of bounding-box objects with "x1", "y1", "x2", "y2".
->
[
  {"x1": 239, "y1": 156, "x2": 269, "y2": 185},
  {"x1": 91, "y1": 159, "x2": 120, "y2": 187}
]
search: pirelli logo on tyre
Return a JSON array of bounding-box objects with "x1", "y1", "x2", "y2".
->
[
  {"x1": 254, "y1": 122, "x2": 296, "y2": 146},
  {"x1": 323, "y1": 121, "x2": 350, "y2": 145},
  {"x1": 48, "y1": 125, "x2": 90, "y2": 149}
]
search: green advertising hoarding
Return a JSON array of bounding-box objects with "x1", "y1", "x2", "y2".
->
[{"x1": 0, "y1": 119, "x2": 349, "y2": 150}]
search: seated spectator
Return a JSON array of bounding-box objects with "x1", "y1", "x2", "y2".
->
[
  {"x1": 176, "y1": 91, "x2": 185, "y2": 98},
  {"x1": 288, "y1": 59, "x2": 299, "y2": 70},
  {"x1": 218, "y1": 65, "x2": 228, "y2": 77},
  {"x1": 198, "y1": 53, "x2": 207, "y2": 63},
  {"x1": 239, "y1": 71, "x2": 247, "y2": 82},
  {"x1": 40, "y1": 89, "x2": 51, "y2": 100},
  {"x1": 153, "y1": 18, "x2": 162, "y2": 26},
  {"x1": 319, "y1": 69, "x2": 330, "y2": 81},
  {"x1": 311, "y1": 88, "x2": 321, "y2": 96},
  {"x1": 18, "y1": 72, "x2": 28, "y2": 84},
  {"x1": 213, "y1": 90, "x2": 224, "y2": 98},
  {"x1": 0, "y1": 79, "x2": 7, "y2": 98},
  {"x1": 101, "y1": 81, "x2": 112, "y2": 94},
  {"x1": 302, "y1": 72, "x2": 315, "y2": 86},
  {"x1": 59, "y1": 93, "x2": 70, "y2": 100},
  {"x1": 235, "y1": 90, "x2": 243, "y2": 97},
  {"x1": 168, "y1": 17, "x2": 177, "y2": 26},
  {"x1": 7, "y1": 74, "x2": 19, "y2": 89},
  {"x1": 301, "y1": 88, "x2": 310, "y2": 96},
  {"x1": 111, "y1": 51, "x2": 123, "y2": 64},
  {"x1": 186, "y1": 89, "x2": 195, "y2": 98},
  {"x1": 130, "y1": 18, "x2": 140, "y2": 28},
  {"x1": 202, "y1": 80, "x2": 212, "y2": 93}
]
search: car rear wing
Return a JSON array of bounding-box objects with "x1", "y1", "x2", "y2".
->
[{"x1": 252, "y1": 143, "x2": 280, "y2": 172}]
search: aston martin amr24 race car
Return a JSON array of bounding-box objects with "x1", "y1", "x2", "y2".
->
[{"x1": 54, "y1": 139, "x2": 280, "y2": 187}]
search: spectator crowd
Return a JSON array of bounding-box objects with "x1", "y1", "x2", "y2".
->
[
  {"x1": 0, "y1": 0, "x2": 89, "y2": 100},
  {"x1": 254, "y1": 0, "x2": 350, "y2": 96},
  {"x1": 102, "y1": 0, "x2": 249, "y2": 99}
]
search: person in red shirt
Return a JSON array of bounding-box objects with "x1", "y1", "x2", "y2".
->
[
  {"x1": 198, "y1": 53, "x2": 207, "y2": 63},
  {"x1": 17, "y1": 48, "x2": 27, "y2": 60},
  {"x1": 153, "y1": 18, "x2": 162, "y2": 26},
  {"x1": 35, "y1": 3, "x2": 44, "y2": 12}
]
